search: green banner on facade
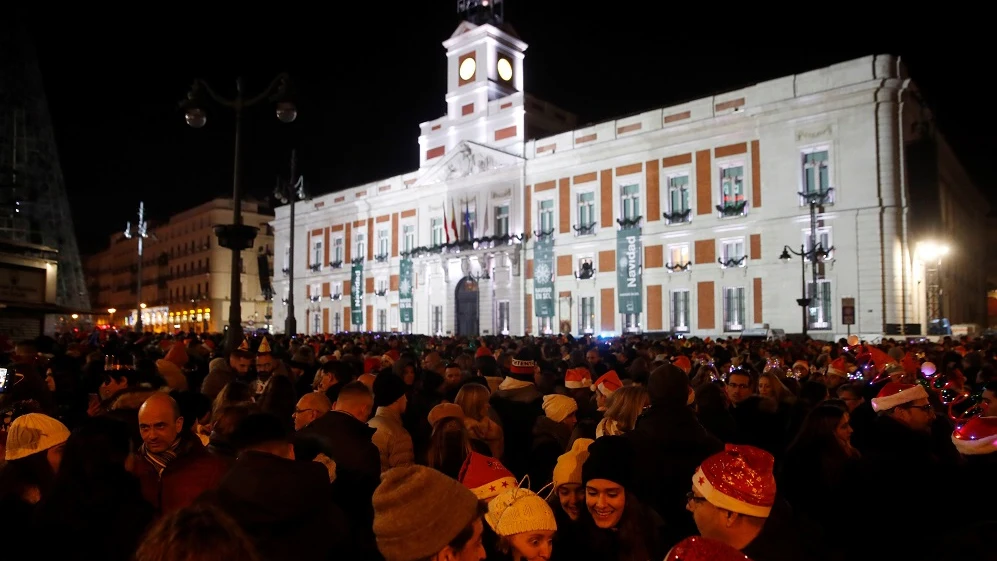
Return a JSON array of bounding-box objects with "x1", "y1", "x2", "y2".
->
[
  {"x1": 351, "y1": 259, "x2": 364, "y2": 327},
  {"x1": 616, "y1": 226, "x2": 643, "y2": 314},
  {"x1": 399, "y1": 258, "x2": 414, "y2": 324},
  {"x1": 533, "y1": 237, "x2": 555, "y2": 318}
]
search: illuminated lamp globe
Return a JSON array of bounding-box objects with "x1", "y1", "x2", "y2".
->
[
  {"x1": 185, "y1": 107, "x2": 207, "y2": 128},
  {"x1": 276, "y1": 101, "x2": 298, "y2": 123},
  {"x1": 847, "y1": 335, "x2": 860, "y2": 347},
  {"x1": 921, "y1": 362, "x2": 936, "y2": 377}
]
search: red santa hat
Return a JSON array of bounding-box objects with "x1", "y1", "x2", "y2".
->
[
  {"x1": 870, "y1": 382, "x2": 929, "y2": 412},
  {"x1": 458, "y1": 451, "x2": 518, "y2": 502},
  {"x1": 564, "y1": 368, "x2": 592, "y2": 390},
  {"x1": 826, "y1": 357, "x2": 848, "y2": 378},
  {"x1": 951, "y1": 415, "x2": 997, "y2": 456},
  {"x1": 692, "y1": 444, "x2": 776, "y2": 518},
  {"x1": 591, "y1": 371, "x2": 623, "y2": 397},
  {"x1": 672, "y1": 355, "x2": 692, "y2": 375},
  {"x1": 475, "y1": 346, "x2": 492, "y2": 359},
  {"x1": 665, "y1": 536, "x2": 752, "y2": 561}
]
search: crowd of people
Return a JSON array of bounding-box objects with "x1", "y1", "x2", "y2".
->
[{"x1": 0, "y1": 329, "x2": 994, "y2": 561}]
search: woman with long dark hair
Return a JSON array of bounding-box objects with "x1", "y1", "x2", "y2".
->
[{"x1": 578, "y1": 436, "x2": 664, "y2": 561}]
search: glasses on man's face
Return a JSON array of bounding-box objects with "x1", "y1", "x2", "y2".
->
[
  {"x1": 686, "y1": 491, "x2": 708, "y2": 505},
  {"x1": 726, "y1": 382, "x2": 751, "y2": 390},
  {"x1": 293, "y1": 408, "x2": 320, "y2": 416}
]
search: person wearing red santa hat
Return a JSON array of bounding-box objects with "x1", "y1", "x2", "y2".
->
[
  {"x1": 870, "y1": 381, "x2": 934, "y2": 433},
  {"x1": 590, "y1": 370, "x2": 623, "y2": 412},
  {"x1": 687, "y1": 444, "x2": 813, "y2": 559}
]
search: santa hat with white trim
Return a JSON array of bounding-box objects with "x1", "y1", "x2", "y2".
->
[
  {"x1": 564, "y1": 368, "x2": 593, "y2": 390},
  {"x1": 692, "y1": 444, "x2": 776, "y2": 518},
  {"x1": 591, "y1": 370, "x2": 623, "y2": 397},
  {"x1": 826, "y1": 357, "x2": 849, "y2": 378},
  {"x1": 871, "y1": 381, "x2": 929, "y2": 412},
  {"x1": 951, "y1": 415, "x2": 997, "y2": 456},
  {"x1": 458, "y1": 451, "x2": 518, "y2": 502}
]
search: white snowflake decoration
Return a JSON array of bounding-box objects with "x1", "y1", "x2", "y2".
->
[
  {"x1": 618, "y1": 257, "x2": 629, "y2": 269},
  {"x1": 534, "y1": 262, "x2": 553, "y2": 283},
  {"x1": 399, "y1": 278, "x2": 412, "y2": 294}
]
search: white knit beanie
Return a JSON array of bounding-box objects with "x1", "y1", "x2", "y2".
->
[
  {"x1": 485, "y1": 488, "x2": 558, "y2": 537},
  {"x1": 542, "y1": 394, "x2": 577, "y2": 423},
  {"x1": 5, "y1": 413, "x2": 70, "y2": 461}
]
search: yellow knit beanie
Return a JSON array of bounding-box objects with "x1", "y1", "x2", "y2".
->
[
  {"x1": 485, "y1": 487, "x2": 557, "y2": 537},
  {"x1": 542, "y1": 394, "x2": 577, "y2": 423},
  {"x1": 552, "y1": 438, "x2": 593, "y2": 489}
]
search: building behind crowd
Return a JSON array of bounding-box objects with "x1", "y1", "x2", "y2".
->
[
  {"x1": 84, "y1": 198, "x2": 275, "y2": 333},
  {"x1": 272, "y1": 16, "x2": 988, "y2": 339}
]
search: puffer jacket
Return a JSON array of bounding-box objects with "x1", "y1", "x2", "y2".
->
[{"x1": 368, "y1": 406, "x2": 414, "y2": 472}]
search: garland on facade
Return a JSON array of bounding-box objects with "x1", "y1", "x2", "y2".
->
[{"x1": 401, "y1": 233, "x2": 525, "y2": 259}]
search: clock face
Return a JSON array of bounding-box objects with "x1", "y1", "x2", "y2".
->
[
  {"x1": 459, "y1": 57, "x2": 477, "y2": 81},
  {"x1": 497, "y1": 58, "x2": 513, "y2": 81}
]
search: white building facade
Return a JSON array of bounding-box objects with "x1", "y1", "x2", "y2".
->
[{"x1": 272, "y1": 20, "x2": 983, "y2": 339}]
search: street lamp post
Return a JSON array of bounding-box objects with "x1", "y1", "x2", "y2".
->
[
  {"x1": 779, "y1": 188, "x2": 835, "y2": 338},
  {"x1": 181, "y1": 74, "x2": 297, "y2": 351},
  {"x1": 273, "y1": 149, "x2": 307, "y2": 335},
  {"x1": 123, "y1": 202, "x2": 150, "y2": 333}
]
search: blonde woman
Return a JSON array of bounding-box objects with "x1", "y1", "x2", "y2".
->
[
  {"x1": 455, "y1": 383, "x2": 504, "y2": 458},
  {"x1": 595, "y1": 385, "x2": 650, "y2": 438}
]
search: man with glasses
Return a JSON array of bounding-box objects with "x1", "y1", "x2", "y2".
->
[
  {"x1": 870, "y1": 381, "x2": 934, "y2": 433},
  {"x1": 851, "y1": 381, "x2": 960, "y2": 559},
  {"x1": 724, "y1": 370, "x2": 754, "y2": 407},
  {"x1": 293, "y1": 392, "x2": 331, "y2": 431}
]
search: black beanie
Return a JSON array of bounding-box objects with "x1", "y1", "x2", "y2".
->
[
  {"x1": 373, "y1": 372, "x2": 408, "y2": 407},
  {"x1": 582, "y1": 435, "x2": 635, "y2": 490}
]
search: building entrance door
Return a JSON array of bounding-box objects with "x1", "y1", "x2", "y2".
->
[{"x1": 454, "y1": 276, "x2": 480, "y2": 336}]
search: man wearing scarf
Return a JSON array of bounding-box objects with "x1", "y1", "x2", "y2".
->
[{"x1": 132, "y1": 392, "x2": 229, "y2": 515}]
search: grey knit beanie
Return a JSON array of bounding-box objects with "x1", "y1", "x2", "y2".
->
[{"x1": 373, "y1": 465, "x2": 480, "y2": 561}]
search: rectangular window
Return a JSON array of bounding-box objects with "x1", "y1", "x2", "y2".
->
[
  {"x1": 312, "y1": 312, "x2": 321, "y2": 334},
  {"x1": 802, "y1": 150, "x2": 831, "y2": 198},
  {"x1": 333, "y1": 312, "x2": 341, "y2": 333},
  {"x1": 808, "y1": 280, "x2": 832, "y2": 330},
  {"x1": 667, "y1": 175, "x2": 690, "y2": 220},
  {"x1": 376, "y1": 279, "x2": 388, "y2": 294},
  {"x1": 720, "y1": 239, "x2": 746, "y2": 268},
  {"x1": 333, "y1": 238, "x2": 343, "y2": 263},
  {"x1": 493, "y1": 205, "x2": 510, "y2": 237},
  {"x1": 803, "y1": 227, "x2": 834, "y2": 260},
  {"x1": 621, "y1": 184, "x2": 640, "y2": 221},
  {"x1": 377, "y1": 229, "x2": 389, "y2": 257},
  {"x1": 283, "y1": 245, "x2": 290, "y2": 273},
  {"x1": 577, "y1": 192, "x2": 596, "y2": 233},
  {"x1": 723, "y1": 287, "x2": 745, "y2": 332},
  {"x1": 623, "y1": 313, "x2": 640, "y2": 333},
  {"x1": 431, "y1": 218, "x2": 444, "y2": 246},
  {"x1": 668, "y1": 244, "x2": 690, "y2": 268},
  {"x1": 538, "y1": 316, "x2": 554, "y2": 335},
  {"x1": 355, "y1": 233, "x2": 366, "y2": 260},
  {"x1": 311, "y1": 283, "x2": 321, "y2": 302},
  {"x1": 432, "y1": 305, "x2": 443, "y2": 335},
  {"x1": 539, "y1": 200, "x2": 554, "y2": 233},
  {"x1": 671, "y1": 290, "x2": 690, "y2": 332},
  {"x1": 312, "y1": 239, "x2": 323, "y2": 267},
  {"x1": 498, "y1": 301, "x2": 510, "y2": 335},
  {"x1": 719, "y1": 165, "x2": 746, "y2": 215},
  {"x1": 377, "y1": 309, "x2": 387, "y2": 332},
  {"x1": 580, "y1": 296, "x2": 595, "y2": 334},
  {"x1": 403, "y1": 225, "x2": 415, "y2": 253}
]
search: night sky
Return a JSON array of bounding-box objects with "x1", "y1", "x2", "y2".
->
[{"x1": 20, "y1": 6, "x2": 990, "y2": 255}]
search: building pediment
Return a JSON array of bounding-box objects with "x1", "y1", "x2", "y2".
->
[{"x1": 415, "y1": 141, "x2": 523, "y2": 188}]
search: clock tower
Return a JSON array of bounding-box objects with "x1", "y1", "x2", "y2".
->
[{"x1": 418, "y1": 0, "x2": 528, "y2": 167}]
